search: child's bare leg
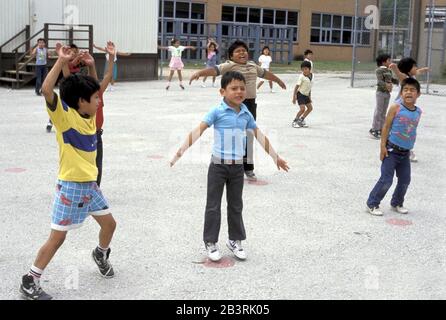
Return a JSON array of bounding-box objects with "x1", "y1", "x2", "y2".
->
[
  {"x1": 302, "y1": 103, "x2": 313, "y2": 119},
  {"x1": 295, "y1": 105, "x2": 306, "y2": 120},
  {"x1": 92, "y1": 214, "x2": 116, "y2": 249},
  {"x1": 269, "y1": 81, "x2": 273, "y2": 89},
  {"x1": 212, "y1": 76, "x2": 216, "y2": 85},
  {"x1": 177, "y1": 70, "x2": 185, "y2": 89},
  {"x1": 33, "y1": 230, "x2": 67, "y2": 270},
  {"x1": 203, "y1": 76, "x2": 208, "y2": 83},
  {"x1": 168, "y1": 70, "x2": 175, "y2": 82},
  {"x1": 257, "y1": 81, "x2": 264, "y2": 90}
]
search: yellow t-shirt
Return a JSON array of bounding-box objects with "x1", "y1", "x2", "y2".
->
[
  {"x1": 217, "y1": 61, "x2": 265, "y2": 99},
  {"x1": 47, "y1": 94, "x2": 98, "y2": 182}
]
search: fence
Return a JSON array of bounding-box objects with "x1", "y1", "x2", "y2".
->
[{"x1": 351, "y1": 0, "x2": 446, "y2": 96}]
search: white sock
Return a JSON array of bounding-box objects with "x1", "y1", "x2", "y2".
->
[{"x1": 29, "y1": 265, "x2": 44, "y2": 280}]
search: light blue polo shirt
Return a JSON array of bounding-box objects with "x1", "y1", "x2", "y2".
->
[{"x1": 203, "y1": 100, "x2": 257, "y2": 160}]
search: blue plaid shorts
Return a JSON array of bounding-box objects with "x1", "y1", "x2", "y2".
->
[{"x1": 51, "y1": 180, "x2": 110, "y2": 231}]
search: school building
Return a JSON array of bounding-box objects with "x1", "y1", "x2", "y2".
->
[{"x1": 1, "y1": 0, "x2": 446, "y2": 85}]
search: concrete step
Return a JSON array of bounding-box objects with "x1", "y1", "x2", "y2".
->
[
  {"x1": 5, "y1": 70, "x2": 35, "y2": 76},
  {"x1": 0, "y1": 77, "x2": 24, "y2": 83},
  {"x1": 18, "y1": 62, "x2": 37, "y2": 67}
]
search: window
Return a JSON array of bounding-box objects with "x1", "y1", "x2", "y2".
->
[
  {"x1": 249, "y1": 8, "x2": 261, "y2": 23},
  {"x1": 176, "y1": 2, "x2": 189, "y2": 19},
  {"x1": 263, "y1": 9, "x2": 274, "y2": 24},
  {"x1": 163, "y1": 1, "x2": 174, "y2": 18},
  {"x1": 288, "y1": 11, "x2": 298, "y2": 26},
  {"x1": 311, "y1": 13, "x2": 370, "y2": 46},
  {"x1": 159, "y1": 1, "x2": 206, "y2": 20},
  {"x1": 236, "y1": 7, "x2": 248, "y2": 23},
  {"x1": 220, "y1": 6, "x2": 299, "y2": 42},
  {"x1": 191, "y1": 3, "x2": 205, "y2": 20},
  {"x1": 425, "y1": 6, "x2": 446, "y2": 28},
  {"x1": 222, "y1": 6, "x2": 234, "y2": 22},
  {"x1": 275, "y1": 10, "x2": 286, "y2": 25}
]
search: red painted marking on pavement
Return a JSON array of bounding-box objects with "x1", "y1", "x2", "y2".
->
[
  {"x1": 246, "y1": 179, "x2": 269, "y2": 186},
  {"x1": 203, "y1": 256, "x2": 235, "y2": 269},
  {"x1": 386, "y1": 218, "x2": 413, "y2": 226},
  {"x1": 5, "y1": 168, "x2": 27, "y2": 173},
  {"x1": 147, "y1": 155, "x2": 164, "y2": 160}
]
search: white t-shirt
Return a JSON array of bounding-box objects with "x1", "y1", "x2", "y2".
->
[
  {"x1": 258, "y1": 55, "x2": 272, "y2": 69},
  {"x1": 168, "y1": 46, "x2": 185, "y2": 58},
  {"x1": 296, "y1": 74, "x2": 313, "y2": 96}
]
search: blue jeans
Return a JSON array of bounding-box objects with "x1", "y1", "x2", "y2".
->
[
  {"x1": 367, "y1": 150, "x2": 411, "y2": 208},
  {"x1": 35, "y1": 65, "x2": 48, "y2": 93}
]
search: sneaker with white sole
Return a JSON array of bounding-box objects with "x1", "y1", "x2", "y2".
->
[
  {"x1": 367, "y1": 206, "x2": 383, "y2": 216},
  {"x1": 205, "y1": 242, "x2": 222, "y2": 262},
  {"x1": 391, "y1": 206, "x2": 409, "y2": 214},
  {"x1": 410, "y1": 151, "x2": 418, "y2": 163},
  {"x1": 92, "y1": 247, "x2": 114, "y2": 278},
  {"x1": 20, "y1": 275, "x2": 53, "y2": 300},
  {"x1": 226, "y1": 240, "x2": 247, "y2": 260},
  {"x1": 245, "y1": 171, "x2": 257, "y2": 181}
]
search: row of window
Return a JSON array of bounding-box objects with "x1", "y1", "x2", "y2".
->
[
  {"x1": 425, "y1": 6, "x2": 446, "y2": 28},
  {"x1": 158, "y1": 1, "x2": 371, "y2": 46}
]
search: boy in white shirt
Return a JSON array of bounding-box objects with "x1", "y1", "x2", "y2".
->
[
  {"x1": 292, "y1": 61, "x2": 313, "y2": 128},
  {"x1": 257, "y1": 46, "x2": 274, "y2": 93}
]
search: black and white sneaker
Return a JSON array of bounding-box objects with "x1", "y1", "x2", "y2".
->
[
  {"x1": 92, "y1": 247, "x2": 114, "y2": 278},
  {"x1": 292, "y1": 119, "x2": 300, "y2": 128},
  {"x1": 226, "y1": 240, "x2": 247, "y2": 260},
  {"x1": 20, "y1": 274, "x2": 53, "y2": 300},
  {"x1": 369, "y1": 129, "x2": 380, "y2": 140},
  {"x1": 46, "y1": 122, "x2": 53, "y2": 133}
]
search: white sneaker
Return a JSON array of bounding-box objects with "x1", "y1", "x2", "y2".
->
[
  {"x1": 201, "y1": 84, "x2": 206, "y2": 88},
  {"x1": 205, "y1": 242, "x2": 221, "y2": 262},
  {"x1": 226, "y1": 240, "x2": 247, "y2": 260},
  {"x1": 410, "y1": 151, "x2": 418, "y2": 163},
  {"x1": 270, "y1": 89, "x2": 274, "y2": 93},
  {"x1": 391, "y1": 206, "x2": 409, "y2": 214},
  {"x1": 367, "y1": 206, "x2": 383, "y2": 216}
]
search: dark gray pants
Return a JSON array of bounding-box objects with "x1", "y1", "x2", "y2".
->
[
  {"x1": 372, "y1": 91, "x2": 391, "y2": 131},
  {"x1": 203, "y1": 160, "x2": 246, "y2": 243},
  {"x1": 243, "y1": 99, "x2": 257, "y2": 172}
]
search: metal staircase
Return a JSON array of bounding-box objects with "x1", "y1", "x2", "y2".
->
[{"x1": 0, "y1": 23, "x2": 93, "y2": 89}]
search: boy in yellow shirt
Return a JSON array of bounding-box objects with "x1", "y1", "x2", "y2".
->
[{"x1": 20, "y1": 44, "x2": 117, "y2": 300}]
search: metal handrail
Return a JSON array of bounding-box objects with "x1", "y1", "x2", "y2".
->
[
  {"x1": 12, "y1": 28, "x2": 44, "y2": 53},
  {"x1": 0, "y1": 26, "x2": 28, "y2": 50}
]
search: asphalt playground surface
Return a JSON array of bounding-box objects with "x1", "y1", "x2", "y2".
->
[{"x1": 1, "y1": 72, "x2": 445, "y2": 300}]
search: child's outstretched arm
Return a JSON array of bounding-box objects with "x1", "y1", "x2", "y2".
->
[
  {"x1": 184, "y1": 46, "x2": 196, "y2": 50},
  {"x1": 262, "y1": 71, "x2": 287, "y2": 89},
  {"x1": 170, "y1": 122, "x2": 209, "y2": 167},
  {"x1": 417, "y1": 67, "x2": 430, "y2": 75},
  {"x1": 189, "y1": 68, "x2": 218, "y2": 84},
  {"x1": 389, "y1": 63, "x2": 407, "y2": 83},
  {"x1": 79, "y1": 50, "x2": 98, "y2": 80},
  {"x1": 93, "y1": 44, "x2": 107, "y2": 53},
  {"x1": 42, "y1": 44, "x2": 74, "y2": 106},
  {"x1": 158, "y1": 45, "x2": 169, "y2": 50},
  {"x1": 100, "y1": 42, "x2": 117, "y2": 92},
  {"x1": 253, "y1": 128, "x2": 290, "y2": 172},
  {"x1": 380, "y1": 104, "x2": 399, "y2": 161}
]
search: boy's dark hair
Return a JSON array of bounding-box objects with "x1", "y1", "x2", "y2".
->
[
  {"x1": 398, "y1": 57, "x2": 417, "y2": 76},
  {"x1": 228, "y1": 40, "x2": 249, "y2": 59},
  {"x1": 376, "y1": 53, "x2": 391, "y2": 67},
  {"x1": 37, "y1": 38, "x2": 46, "y2": 43},
  {"x1": 301, "y1": 61, "x2": 312, "y2": 70},
  {"x1": 171, "y1": 38, "x2": 179, "y2": 45},
  {"x1": 69, "y1": 44, "x2": 78, "y2": 50},
  {"x1": 304, "y1": 49, "x2": 313, "y2": 56},
  {"x1": 400, "y1": 77, "x2": 421, "y2": 93},
  {"x1": 221, "y1": 71, "x2": 246, "y2": 89},
  {"x1": 60, "y1": 74, "x2": 100, "y2": 110}
]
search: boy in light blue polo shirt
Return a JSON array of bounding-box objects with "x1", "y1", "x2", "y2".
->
[{"x1": 171, "y1": 71, "x2": 289, "y2": 262}]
